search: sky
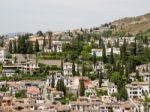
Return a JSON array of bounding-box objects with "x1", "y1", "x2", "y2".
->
[{"x1": 0, "y1": 0, "x2": 150, "y2": 34}]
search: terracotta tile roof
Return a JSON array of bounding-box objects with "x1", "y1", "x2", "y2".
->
[{"x1": 27, "y1": 86, "x2": 40, "y2": 95}]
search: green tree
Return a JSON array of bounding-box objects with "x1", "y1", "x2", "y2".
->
[
  {"x1": 82, "y1": 62, "x2": 85, "y2": 76},
  {"x1": 9, "y1": 40, "x2": 12, "y2": 53},
  {"x1": 56, "y1": 78, "x2": 66, "y2": 96},
  {"x1": 13, "y1": 40, "x2": 17, "y2": 53},
  {"x1": 27, "y1": 41, "x2": 33, "y2": 54},
  {"x1": 102, "y1": 44, "x2": 107, "y2": 63},
  {"x1": 72, "y1": 61, "x2": 76, "y2": 76},
  {"x1": 43, "y1": 36, "x2": 46, "y2": 50},
  {"x1": 98, "y1": 69, "x2": 103, "y2": 87},
  {"x1": 79, "y1": 78, "x2": 85, "y2": 96},
  {"x1": 92, "y1": 52, "x2": 97, "y2": 67},
  {"x1": 35, "y1": 39, "x2": 40, "y2": 52},
  {"x1": 36, "y1": 30, "x2": 43, "y2": 36},
  {"x1": 51, "y1": 73, "x2": 55, "y2": 88},
  {"x1": 136, "y1": 70, "x2": 142, "y2": 81},
  {"x1": 110, "y1": 46, "x2": 114, "y2": 64}
]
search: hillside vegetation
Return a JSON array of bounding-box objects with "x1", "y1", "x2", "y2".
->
[{"x1": 111, "y1": 13, "x2": 150, "y2": 36}]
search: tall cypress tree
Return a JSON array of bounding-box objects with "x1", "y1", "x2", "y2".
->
[
  {"x1": 79, "y1": 78, "x2": 85, "y2": 96},
  {"x1": 9, "y1": 40, "x2": 12, "y2": 53},
  {"x1": 51, "y1": 73, "x2": 55, "y2": 88},
  {"x1": 35, "y1": 39, "x2": 39, "y2": 52},
  {"x1": 43, "y1": 36, "x2": 46, "y2": 50},
  {"x1": 72, "y1": 61, "x2": 76, "y2": 76},
  {"x1": 133, "y1": 38, "x2": 137, "y2": 56},
  {"x1": 110, "y1": 46, "x2": 114, "y2": 64},
  {"x1": 56, "y1": 78, "x2": 66, "y2": 96},
  {"x1": 102, "y1": 44, "x2": 107, "y2": 63},
  {"x1": 13, "y1": 40, "x2": 17, "y2": 53},
  {"x1": 82, "y1": 62, "x2": 85, "y2": 76},
  {"x1": 61, "y1": 58, "x2": 63, "y2": 75},
  {"x1": 98, "y1": 69, "x2": 103, "y2": 87},
  {"x1": 93, "y1": 52, "x2": 97, "y2": 67},
  {"x1": 48, "y1": 32, "x2": 52, "y2": 49},
  {"x1": 27, "y1": 41, "x2": 33, "y2": 54}
]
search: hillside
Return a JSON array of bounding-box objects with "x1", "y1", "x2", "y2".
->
[{"x1": 111, "y1": 13, "x2": 150, "y2": 36}]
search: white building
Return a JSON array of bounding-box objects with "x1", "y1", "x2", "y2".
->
[
  {"x1": 107, "y1": 82, "x2": 118, "y2": 96},
  {"x1": 63, "y1": 62, "x2": 78, "y2": 76},
  {"x1": 129, "y1": 72, "x2": 150, "y2": 82},
  {"x1": 51, "y1": 41, "x2": 62, "y2": 52},
  {"x1": 0, "y1": 48, "x2": 6, "y2": 63},
  {"x1": 22, "y1": 60, "x2": 39, "y2": 73},
  {"x1": 91, "y1": 47, "x2": 120, "y2": 57},
  {"x1": 126, "y1": 82, "x2": 150, "y2": 99}
]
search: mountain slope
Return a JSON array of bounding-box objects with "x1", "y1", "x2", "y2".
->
[{"x1": 111, "y1": 13, "x2": 150, "y2": 35}]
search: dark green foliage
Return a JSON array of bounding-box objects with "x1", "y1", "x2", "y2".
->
[
  {"x1": 27, "y1": 41, "x2": 33, "y2": 54},
  {"x1": 9, "y1": 40, "x2": 12, "y2": 53},
  {"x1": 79, "y1": 78, "x2": 85, "y2": 96},
  {"x1": 15, "y1": 90, "x2": 27, "y2": 99},
  {"x1": 72, "y1": 61, "x2": 76, "y2": 76},
  {"x1": 36, "y1": 30, "x2": 44, "y2": 36},
  {"x1": 110, "y1": 46, "x2": 114, "y2": 64},
  {"x1": 102, "y1": 30, "x2": 112, "y2": 37},
  {"x1": 98, "y1": 69, "x2": 103, "y2": 87},
  {"x1": 35, "y1": 39, "x2": 40, "y2": 52},
  {"x1": 13, "y1": 40, "x2": 17, "y2": 53},
  {"x1": 43, "y1": 36, "x2": 46, "y2": 50},
  {"x1": 51, "y1": 73, "x2": 55, "y2": 88},
  {"x1": 92, "y1": 52, "x2": 97, "y2": 67},
  {"x1": 56, "y1": 78, "x2": 66, "y2": 96},
  {"x1": 82, "y1": 62, "x2": 85, "y2": 76},
  {"x1": 102, "y1": 44, "x2": 107, "y2": 63}
]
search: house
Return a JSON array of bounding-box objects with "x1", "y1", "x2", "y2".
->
[
  {"x1": 2, "y1": 65, "x2": 21, "y2": 77},
  {"x1": 91, "y1": 47, "x2": 120, "y2": 57},
  {"x1": 27, "y1": 86, "x2": 41, "y2": 99},
  {"x1": 126, "y1": 81, "x2": 150, "y2": 99},
  {"x1": 46, "y1": 71, "x2": 64, "y2": 87},
  {"x1": 120, "y1": 100, "x2": 143, "y2": 112},
  {"x1": 50, "y1": 91, "x2": 64, "y2": 102},
  {"x1": 22, "y1": 60, "x2": 39, "y2": 73},
  {"x1": 91, "y1": 49, "x2": 102, "y2": 57},
  {"x1": 0, "y1": 48, "x2": 6, "y2": 63},
  {"x1": 0, "y1": 81, "x2": 7, "y2": 89},
  {"x1": 63, "y1": 62, "x2": 74, "y2": 76},
  {"x1": 107, "y1": 82, "x2": 118, "y2": 96},
  {"x1": 7, "y1": 81, "x2": 25, "y2": 95},
  {"x1": 93, "y1": 61, "x2": 104, "y2": 72},
  {"x1": 129, "y1": 72, "x2": 150, "y2": 82},
  {"x1": 51, "y1": 41, "x2": 62, "y2": 52}
]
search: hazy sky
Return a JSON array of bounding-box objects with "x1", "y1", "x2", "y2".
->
[{"x1": 0, "y1": 0, "x2": 150, "y2": 34}]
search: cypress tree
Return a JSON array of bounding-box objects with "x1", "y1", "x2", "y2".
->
[
  {"x1": 43, "y1": 36, "x2": 46, "y2": 50},
  {"x1": 27, "y1": 41, "x2": 33, "y2": 54},
  {"x1": 48, "y1": 32, "x2": 52, "y2": 49},
  {"x1": 102, "y1": 44, "x2": 107, "y2": 63},
  {"x1": 72, "y1": 61, "x2": 76, "y2": 76},
  {"x1": 51, "y1": 73, "x2": 55, "y2": 88},
  {"x1": 93, "y1": 51, "x2": 97, "y2": 67},
  {"x1": 13, "y1": 40, "x2": 17, "y2": 53},
  {"x1": 56, "y1": 79, "x2": 61, "y2": 91},
  {"x1": 79, "y1": 78, "x2": 85, "y2": 96},
  {"x1": 9, "y1": 40, "x2": 12, "y2": 53},
  {"x1": 110, "y1": 46, "x2": 114, "y2": 64},
  {"x1": 82, "y1": 62, "x2": 85, "y2": 76},
  {"x1": 98, "y1": 69, "x2": 103, "y2": 87},
  {"x1": 35, "y1": 39, "x2": 39, "y2": 52},
  {"x1": 56, "y1": 78, "x2": 66, "y2": 96},
  {"x1": 61, "y1": 58, "x2": 63, "y2": 75},
  {"x1": 136, "y1": 70, "x2": 141, "y2": 81},
  {"x1": 133, "y1": 38, "x2": 137, "y2": 55}
]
